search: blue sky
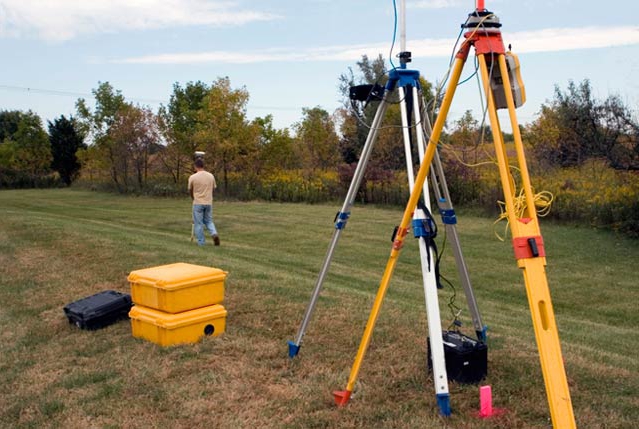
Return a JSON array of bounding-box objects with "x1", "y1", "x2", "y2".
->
[{"x1": 1, "y1": 0, "x2": 637, "y2": 133}]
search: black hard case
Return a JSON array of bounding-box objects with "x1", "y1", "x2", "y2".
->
[
  {"x1": 64, "y1": 290, "x2": 133, "y2": 330},
  {"x1": 428, "y1": 330, "x2": 488, "y2": 384}
]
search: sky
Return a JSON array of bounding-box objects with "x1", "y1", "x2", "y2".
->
[{"x1": 1, "y1": 0, "x2": 638, "y2": 134}]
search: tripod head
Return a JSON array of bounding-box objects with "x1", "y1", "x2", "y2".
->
[{"x1": 463, "y1": 7, "x2": 501, "y2": 30}]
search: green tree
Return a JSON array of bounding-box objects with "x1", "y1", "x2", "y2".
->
[
  {"x1": 6, "y1": 111, "x2": 51, "y2": 175},
  {"x1": 196, "y1": 77, "x2": 259, "y2": 193},
  {"x1": 527, "y1": 79, "x2": 639, "y2": 169},
  {"x1": 253, "y1": 115, "x2": 298, "y2": 172},
  {"x1": 109, "y1": 105, "x2": 160, "y2": 188},
  {"x1": 0, "y1": 110, "x2": 24, "y2": 142},
  {"x1": 293, "y1": 107, "x2": 340, "y2": 171},
  {"x1": 525, "y1": 105, "x2": 564, "y2": 169},
  {"x1": 447, "y1": 110, "x2": 481, "y2": 163},
  {"x1": 76, "y1": 82, "x2": 129, "y2": 190},
  {"x1": 337, "y1": 54, "x2": 436, "y2": 171},
  {"x1": 338, "y1": 54, "x2": 387, "y2": 164},
  {"x1": 599, "y1": 94, "x2": 639, "y2": 170},
  {"x1": 48, "y1": 115, "x2": 86, "y2": 185},
  {"x1": 158, "y1": 81, "x2": 210, "y2": 183}
]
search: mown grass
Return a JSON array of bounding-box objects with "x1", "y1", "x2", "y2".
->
[{"x1": 0, "y1": 188, "x2": 637, "y2": 428}]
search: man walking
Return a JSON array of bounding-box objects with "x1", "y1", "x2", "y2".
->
[{"x1": 188, "y1": 157, "x2": 220, "y2": 246}]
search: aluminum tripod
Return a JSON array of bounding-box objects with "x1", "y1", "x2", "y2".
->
[
  {"x1": 288, "y1": 2, "x2": 486, "y2": 417},
  {"x1": 333, "y1": 2, "x2": 576, "y2": 428}
]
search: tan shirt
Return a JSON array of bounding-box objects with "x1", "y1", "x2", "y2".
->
[{"x1": 188, "y1": 170, "x2": 216, "y2": 205}]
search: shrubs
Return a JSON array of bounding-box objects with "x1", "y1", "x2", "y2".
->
[
  {"x1": 70, "y1": 158, "x2": 638, "y2": 238},
  {"x1": 0, "y1": 170, "x2": 63, "y2": 189},
  {"x1": 533, "y1": 160, "x2": 639, "y2": 237},
  {"x1": 221, "y1": 170, "x2": 343, "y2": 203}
]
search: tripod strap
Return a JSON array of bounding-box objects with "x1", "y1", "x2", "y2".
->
[{"x1": 413, "y1": 200, "x2": 443, "y2": 289}]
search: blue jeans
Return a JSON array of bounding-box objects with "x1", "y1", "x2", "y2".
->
[{"x1": 193, "y1": 204, "x2": 218, "y2": 246}]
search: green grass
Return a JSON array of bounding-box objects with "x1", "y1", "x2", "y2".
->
[{"x1": 0, "y1": 188, "x2": 637, "y2": 428}]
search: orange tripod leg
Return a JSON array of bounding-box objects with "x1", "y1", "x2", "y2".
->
[{"x1": 477, "y1": 53, "x2": 576, "y2": 429}]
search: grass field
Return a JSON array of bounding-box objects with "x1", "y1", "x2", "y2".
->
[{"x1": 0, "y1": 188, "x2": 637, "y2": 428}]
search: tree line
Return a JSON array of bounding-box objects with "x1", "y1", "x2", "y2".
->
[{"x1": 1, "y1": 55, "x2": 637, "y2": 204}]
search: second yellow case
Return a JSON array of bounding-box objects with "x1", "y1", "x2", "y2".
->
[{"x1": 129, "y1": 304, "x2": 227, "y2": 346}]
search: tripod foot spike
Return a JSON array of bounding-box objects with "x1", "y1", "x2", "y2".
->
[
  {"x1": 287, "y1": 341, "x2": 300, "y2": 358},
  {"x1": 436, "y1": 393, "x2": 452, "y2": 416},
  {"x1": 477, "y1": 325, "x2": 488, "y2": 342},
  {"x1": 333, "y1": 390, "x2": 352, "y2": 406}
]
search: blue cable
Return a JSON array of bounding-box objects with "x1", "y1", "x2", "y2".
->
[{"x1": 389, "y1": 0, "x2": 398, "y2": 70}]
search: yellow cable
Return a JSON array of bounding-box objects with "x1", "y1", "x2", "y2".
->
[
  {"x1": 438, "y1": 144, "x2": 554, "y2": 241},
  {"x1": 493, "y1": 188, "x2": 554, "y2": 241}
]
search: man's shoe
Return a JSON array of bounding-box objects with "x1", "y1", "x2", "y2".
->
[{"x1": 213, "y1": 235, "x2": 220, "y2": 246}]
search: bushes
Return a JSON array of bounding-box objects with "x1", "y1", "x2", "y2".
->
[
  {"x1": 0, "y1": 170, "x2": 63, "y2": 189},
  {"x1": 220, "y1": 170, "x2": 342, "y2": 203},
  {"x1": 531, "y1": 159, "x2": 639, "y2": 236},
  {"x1": 68, "y1": 159, "x2": 638, "y2": 238}
]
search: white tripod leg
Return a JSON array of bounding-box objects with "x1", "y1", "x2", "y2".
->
[{"x1": 399, "y1": 85, "x2": 451, "y2": 416}]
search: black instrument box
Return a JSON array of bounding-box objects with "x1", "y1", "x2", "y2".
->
[
  {"x1": 428, "y1": 330, "x2": 488, "y2": 384},
  {"x1": 64, "y1": 290, "x2": 132, "y2": 330}
]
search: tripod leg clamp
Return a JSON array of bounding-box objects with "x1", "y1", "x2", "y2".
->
[
  {"x1": 412, "y1": 218, "x2": 437, "y2": 239},
  {"x1": 334, "y1": 211, "x2": 351, "y2": 230},
  {"x1": 512, "y1": 235, "x2": 545, "y2": 259},
  {"x1": 439, "y1": 208, "x2": 457, "y2": 225}
]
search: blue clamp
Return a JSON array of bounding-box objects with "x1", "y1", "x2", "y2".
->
[
  {"x1": 439, "y1": 208, "x2": 457, "y2": 225},
  {"x1": 334, "y1": 211, "x2": 350, "y2": 230},
  {"x1": 412, "y1": 218, "x2": 436, "y2": 238}
]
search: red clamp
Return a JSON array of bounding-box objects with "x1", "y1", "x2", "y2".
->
[
  {"x1": 393, "y1": 227, "x2": 409, "y2": 250},
  {"x1": 512, "y1": 236, "x2": 545, "y2": 260}
]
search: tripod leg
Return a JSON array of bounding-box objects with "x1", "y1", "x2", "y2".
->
[
  {"x1": 428, "y1": 146, "x2": 487, "y2": 341},
  {"x1": 477, "y1": 53, "x2": 576, "y2": 428},
  {"x1": 287, "y1": 96, "x2": 391, "y2": 358},
  {"x1": 410, "y1": 85, "x2": 451, "y2": 416},
  {"x1": 334, "y1": 56, "x2": 467, "y2": 406}
]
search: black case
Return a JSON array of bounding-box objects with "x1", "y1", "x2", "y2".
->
[
  {"x1": 64, "y1": 290, "x2": 133, "y2": 330},
  {"x1": 428, "y1": 330, "x2": 488, "y2": 384}
]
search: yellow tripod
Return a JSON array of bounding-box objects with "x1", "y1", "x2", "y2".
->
[{"x1": 333, "y1": 3, "x2": 576, "y2": 428}]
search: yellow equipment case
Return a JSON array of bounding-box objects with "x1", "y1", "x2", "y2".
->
[
  {"x1": 127, "y1": 263, "x2": 226, "y2": 313},
  {"x1": 129, "y1": 304, "x2": 227, "y2": 346}
]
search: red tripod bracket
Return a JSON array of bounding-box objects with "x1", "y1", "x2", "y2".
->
[
  {"x1": 512, "y1": 235, "x2": 545, "y2": 260},
  {"x1": 464, "y1": 30, "x2": 505, "y2": 56}
]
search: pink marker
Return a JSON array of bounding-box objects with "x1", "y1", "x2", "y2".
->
[{"x1": 478, "y1": 385, "x2": 506, "y2": 419}]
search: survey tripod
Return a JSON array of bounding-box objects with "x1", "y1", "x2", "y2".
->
[
  {"x1": 287, "y1": 0, "x2": 488, "y2": 417},
  {"x1": 332, "y1": 2, "x2": 576, "y2": 428}
]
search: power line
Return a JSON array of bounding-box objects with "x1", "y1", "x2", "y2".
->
[
  {"x1": 0, "y1": 84, "x2": 165, "y2": 104},
  {"x1": 0, "y1": 84, "x2": 307, "y2": 112}
]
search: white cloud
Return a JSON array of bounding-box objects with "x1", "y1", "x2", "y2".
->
[
  {"x1": 113, "y1": 26, "x2": 639, "y2": 65},
  {"x1": 408, "y1": 0, "x2": 467, "y2": 9},
  {"x1": 0, "y1": 0, "x2": 279, "y2": 41},
  {"x1": 506, "y1": 27, "x2": 639, "y2": 53}
]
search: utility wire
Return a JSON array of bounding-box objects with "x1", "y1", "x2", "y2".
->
[{"x1": 0, "y1": 84, "x2": 303, "y2": 112}]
